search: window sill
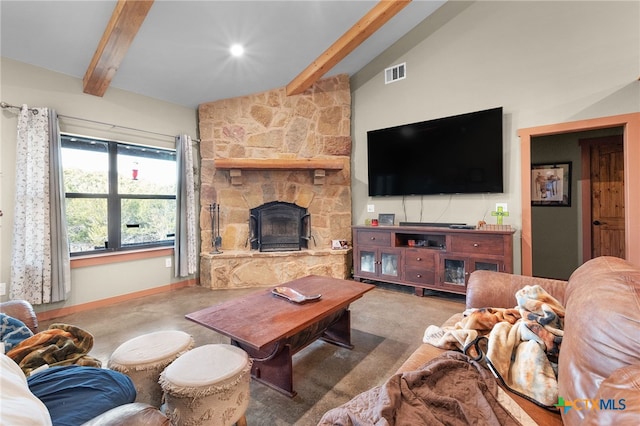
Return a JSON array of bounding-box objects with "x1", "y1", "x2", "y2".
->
[{"x1": 71, "y1": 247, "x2": 174, "y2": 269}]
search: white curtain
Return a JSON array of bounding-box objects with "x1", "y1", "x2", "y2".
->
[
  {"x1": 175, "y1": 134, "x2": 197, "y2": 277},
  {"x1": 11, "y1": 106, "x2": 70, "y2": 304},
  {"x1": 48, "y1": 109, "x2": 71, "y2": 301}
]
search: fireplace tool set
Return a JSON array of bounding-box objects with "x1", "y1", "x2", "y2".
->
[{"x1": 209, "y1": 203, "x2": 222, "y2": 254}]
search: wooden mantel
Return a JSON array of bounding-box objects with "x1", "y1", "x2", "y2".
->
[
  {"x1": 215, "y1": 158, "x2": 344, "y2": 170},
  {"x1": 214, "y1": 157, "x2": 345, "y2": 185}
]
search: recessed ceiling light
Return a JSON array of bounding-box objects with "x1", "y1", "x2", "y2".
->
[{"x1": 230, "y1": 44, "x2": 244, "y2": 57}]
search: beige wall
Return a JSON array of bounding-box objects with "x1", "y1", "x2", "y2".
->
[
  {"x1": 1, "y1": 58, "x2": 198, "y2": 311},
  {"x1": 350, "y1": 1, "x2": 640, "y2": 273}
]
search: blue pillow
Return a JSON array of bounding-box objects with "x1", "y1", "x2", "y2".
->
[
  {"x1": 1, "y1": 313, "x2": 34, "y2": 351},
  {"x1": 27, "y1": 365, "x2": 136, "y2": 426}
]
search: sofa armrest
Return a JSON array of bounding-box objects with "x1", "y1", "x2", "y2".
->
[
  {"x1": 0, "y1": 300, "x2": 39, "y2": 333},
  {"x1": 466, "y1": 270, "x2": 567, "y2": 309}
]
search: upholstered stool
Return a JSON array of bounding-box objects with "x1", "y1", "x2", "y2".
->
[
  {"x1": 108, "y1": 330, "x2": 194, "y2": 408},
  {"x1": 159, "y1": 344, "x2": 252, "y2": 426}
]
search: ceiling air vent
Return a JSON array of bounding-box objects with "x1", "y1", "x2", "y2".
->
[{"x1": 385, "y1": 63, "x2": 406, "y2": 84}]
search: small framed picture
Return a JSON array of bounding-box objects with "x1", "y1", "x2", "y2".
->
[
  {"x1": 378, "y1": 213, "x2": 395, "y2": 226},
  {"x1": 331, "y1": 240, "x2": 349, "y2": 249},
  {"x1": 531, "y1": 162, "x2": 571, "y2": 206}
]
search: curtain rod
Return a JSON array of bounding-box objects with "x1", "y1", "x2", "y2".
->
[
  {"x1": 0, "y1": 101, "x2": 39, "y2": 114},
  {"x1": 2, "y1": 101, "x2": 199, "y2": 143},
  {"x1": 58, "y1": 114, "x2": 200, "y2": 143}
]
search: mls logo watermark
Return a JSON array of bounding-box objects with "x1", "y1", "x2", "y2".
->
[{"x1": 555, "y1": 396, "x2": 627, "y2": 414}]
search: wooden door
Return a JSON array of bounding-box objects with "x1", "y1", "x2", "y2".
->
[{"x1": 582, "y1": 136, "x2": 625, "y2": 259}]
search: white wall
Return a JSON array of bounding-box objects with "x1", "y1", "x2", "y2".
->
[
  {"x1": 350, "y1": 1, "x2": 640, "y2": 273},
  {"x1": 1, "y1": 58, "x2": 198, "y2": 311}
]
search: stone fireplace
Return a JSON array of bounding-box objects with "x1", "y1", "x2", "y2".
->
[{"x1": 198, "y1": 75, "x2": 352, "y2": 289}]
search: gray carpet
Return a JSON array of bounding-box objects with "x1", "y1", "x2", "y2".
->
[{"x1": 41, "y1": 281, "x2": 465, "y2": 425}]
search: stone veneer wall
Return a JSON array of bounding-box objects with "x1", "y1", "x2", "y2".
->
[{"x1": 197, "y1": 75, "x2": 353, "y2": 289}]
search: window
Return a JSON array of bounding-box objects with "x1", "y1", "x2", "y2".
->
[{"x1": 61, "y1": 134, "x2": 176, "y2": 255}]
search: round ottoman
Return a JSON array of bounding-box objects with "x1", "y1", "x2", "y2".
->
[
  {"x1": 159, "y1": 344, "x2": 252, "y2": 426},
  {"x1": 108, "y1": 330, "x2": 194, "y2": 408}
]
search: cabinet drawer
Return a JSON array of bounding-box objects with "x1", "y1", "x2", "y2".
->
[
  {"x1": 356, "y1": 230, "x2": 391, "y2": 247},
  {"x1": 404, "y1": 249, "x2": 436, "y2": 268},
  {"x1": 450, "y1": 234, "x2": 504, "y2": 256},
  {"x1": 404, "y1": 267, "x2": 435, "y2": 285}
]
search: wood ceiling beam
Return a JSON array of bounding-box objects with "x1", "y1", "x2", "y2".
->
[
  {"x1": 286, "y1": 0, "x2": 411, "y2": 96},
  {"x1": 83, "y1": 0, "x2": 154, "y2": 97}
]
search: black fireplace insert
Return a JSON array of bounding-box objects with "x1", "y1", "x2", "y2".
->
[{"x1": 249, "y1": 201, "x2": 310, "y2": 252}]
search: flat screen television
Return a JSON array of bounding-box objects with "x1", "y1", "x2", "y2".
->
[{"x1": 367, "y1": 107, "x2": 504, "y2": 196}]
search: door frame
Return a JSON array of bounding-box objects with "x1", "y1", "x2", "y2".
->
[{"x1": 518, "y1": 112, "x2": 640, "y2": 276}]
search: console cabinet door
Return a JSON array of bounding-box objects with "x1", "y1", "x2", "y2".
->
[
  {"x1": 357, "y1": 248, "x2": 378, "y2": 278},
  {"x1": 438, "y1": 255, "x2": 506, "y2": 293},
  {"x1": 470, "y1": 258, "x2": 503, "y2": 273},
  {"x1": 439, "y1": 255, "x2": 469, "y2": 293},
  {"x1": 379, "y1": 249, "x2": 402, "y2": 279},
  {"x1": 354, "y1": 247, "x2": 402, "y2": 280}
]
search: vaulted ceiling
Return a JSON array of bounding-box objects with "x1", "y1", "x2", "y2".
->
[{"x1": 0, "y1": 1, "x2": 446, "y2": 108}]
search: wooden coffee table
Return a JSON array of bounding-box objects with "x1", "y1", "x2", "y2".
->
[{"x1": 185, "y1": 275, "x2": 375, "y2": 397}]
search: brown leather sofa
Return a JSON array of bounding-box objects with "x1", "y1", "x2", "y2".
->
[
  {"x1": 394, "y1": 255, "x2": 640, "y2": 425},
  {"x1": 1, "y1": 299, "x2": 170, "y2": 425}
]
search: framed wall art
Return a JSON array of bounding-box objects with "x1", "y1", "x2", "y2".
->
[{"x1": 531, "y1": 162, "x2": 572, "y2": 206}]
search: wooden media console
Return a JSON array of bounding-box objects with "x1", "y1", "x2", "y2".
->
[{"x1": 352, "y1": 225, "x2": 515, "y2": 296}]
